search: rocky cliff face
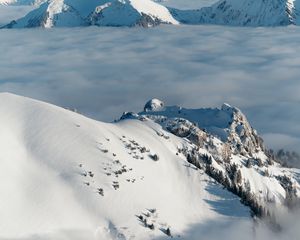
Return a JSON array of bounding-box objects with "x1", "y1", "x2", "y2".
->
[
  {"x1": 221, "y1": 103, "x2": 265, "y2": 156},
  {"x1": 139, "y1": 100, "x2": 265, "y2": 157}
]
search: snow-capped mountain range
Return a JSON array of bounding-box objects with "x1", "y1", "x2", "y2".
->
[
  {"x1": 2, "y1": 0, "x2": 178, "y2": 28},
  {"x1": 1, "y1": 0, "x2": 300, "y2": 27},
  {"x1": 0, "y1": 93, "x2": 299, "y2": 239},
  {"x1": 169, "y1": 0, "x2": 300, "y2": 26}
]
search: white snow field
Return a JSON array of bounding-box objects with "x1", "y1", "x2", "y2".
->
[
  {"x1": 0, "y1": 92, "x2": 251, "y2": 240},
  {"x1": 1, "y1": 92, "x2": 300, "y2": 239}
]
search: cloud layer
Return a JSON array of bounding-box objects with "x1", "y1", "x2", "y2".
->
[
  {"x1": 0, "y1": 23, "x2": 300, "y2": 151},
  {"x1": 1, "y1": 8, "x2": 300, "y2": 239}
]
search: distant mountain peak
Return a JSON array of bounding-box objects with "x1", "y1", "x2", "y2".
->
[
  {"x1": 4, "y1": 0, "x2": 178, "y2": 28},
  {"x1": 144, "y1": 98, "x2": 165, "y2": 112},
  {"x1": 3, "y1": 0, "x2": 300, "y2": 27},
  {"x1": 170, "y1": 0, "x2": 300, "y2": 26}
]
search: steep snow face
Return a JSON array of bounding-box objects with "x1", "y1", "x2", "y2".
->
[
  {"x1": 169, "y1": 0, "x2": 300, "y2": 26},
  {"x1": 0, "y1": 93, "x2": 250, "y2": 239},
  {"x1": 5, "y1": 0, "x2": 178, "y2": 28},
  {"x1": 129, "y1": 0, "x2": 178, "y2": 23}
]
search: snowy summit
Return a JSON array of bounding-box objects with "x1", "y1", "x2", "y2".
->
[
  {"x1": 3, "y1": 0, "x2": 178, "y2": 28},
  {"x1": 144, "y1": 98, "x2": 165, "y2": 112}
]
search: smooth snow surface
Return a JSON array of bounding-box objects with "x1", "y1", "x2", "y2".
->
[{"x1": 0, "y1": 93, "x2": 250, "y2": 240}]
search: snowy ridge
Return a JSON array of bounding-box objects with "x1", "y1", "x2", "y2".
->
[
  {"x1": 0, "y1": 93, "x2": 249, "y2": 239},
  {"x1": 122, "y1": 99, "x2": 300, "y2": 214},
  {"x1": 0, "y1": 93, "x2": 300, "y2": 239},
  {"x1": 3, "y1": 0, "x2": 300, "y2": 27},
  {"x1": 3, "y1": 0, "x2": 178, "y2": 28},
  {"x1": 169, "y1": 0, "x2": 300, "y2": 26}
]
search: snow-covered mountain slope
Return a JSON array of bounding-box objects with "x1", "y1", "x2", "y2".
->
[
  {"x1": 1, "y1": 93, "x2": 300, "y2": 239},
  {"x1": 3, "y1": 0, "x2": 300, "y2": 27},
  {"x1": 0, "y1": 93, "x2": 251, "y2": 239},
  {"x1": 4, "y1": 0, "x2": 178, "y2": 28},
  {"x1": 122, "y1": 99, "x2": 300, "y2": 215},
  {"x1": 169, "y1": 0, "x2": 300, "y2": 26}
]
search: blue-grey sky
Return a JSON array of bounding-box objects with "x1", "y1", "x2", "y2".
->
[{"x1": 0, "y1": 10, "x2": 300, "y2": 151}]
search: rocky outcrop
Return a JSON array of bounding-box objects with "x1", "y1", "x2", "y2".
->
[
  {"x1": 144, "y1": 98, "x2": 165, "y2": 112},
  {"x1": 118, "y1": 99, "x2": 300, "y2": 217}
]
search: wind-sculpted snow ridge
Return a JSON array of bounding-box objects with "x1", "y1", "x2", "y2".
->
[
  {"x1": 3, "y1": 0, "x2": 178, "y2": 28},
  {"x1": 121, "y1": 98, "x2": 300, "y2": 217},
  {"x1": 169, "y1": 0, "x2": 300, "y2": 26}
]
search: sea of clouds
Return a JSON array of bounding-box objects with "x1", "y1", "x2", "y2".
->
[
  {"x1": 1, "y1": 4, "x2": 300, "y2": 240},
  {"x1": 1, "y1": 24, "x2": 300, "y2": 151}
]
